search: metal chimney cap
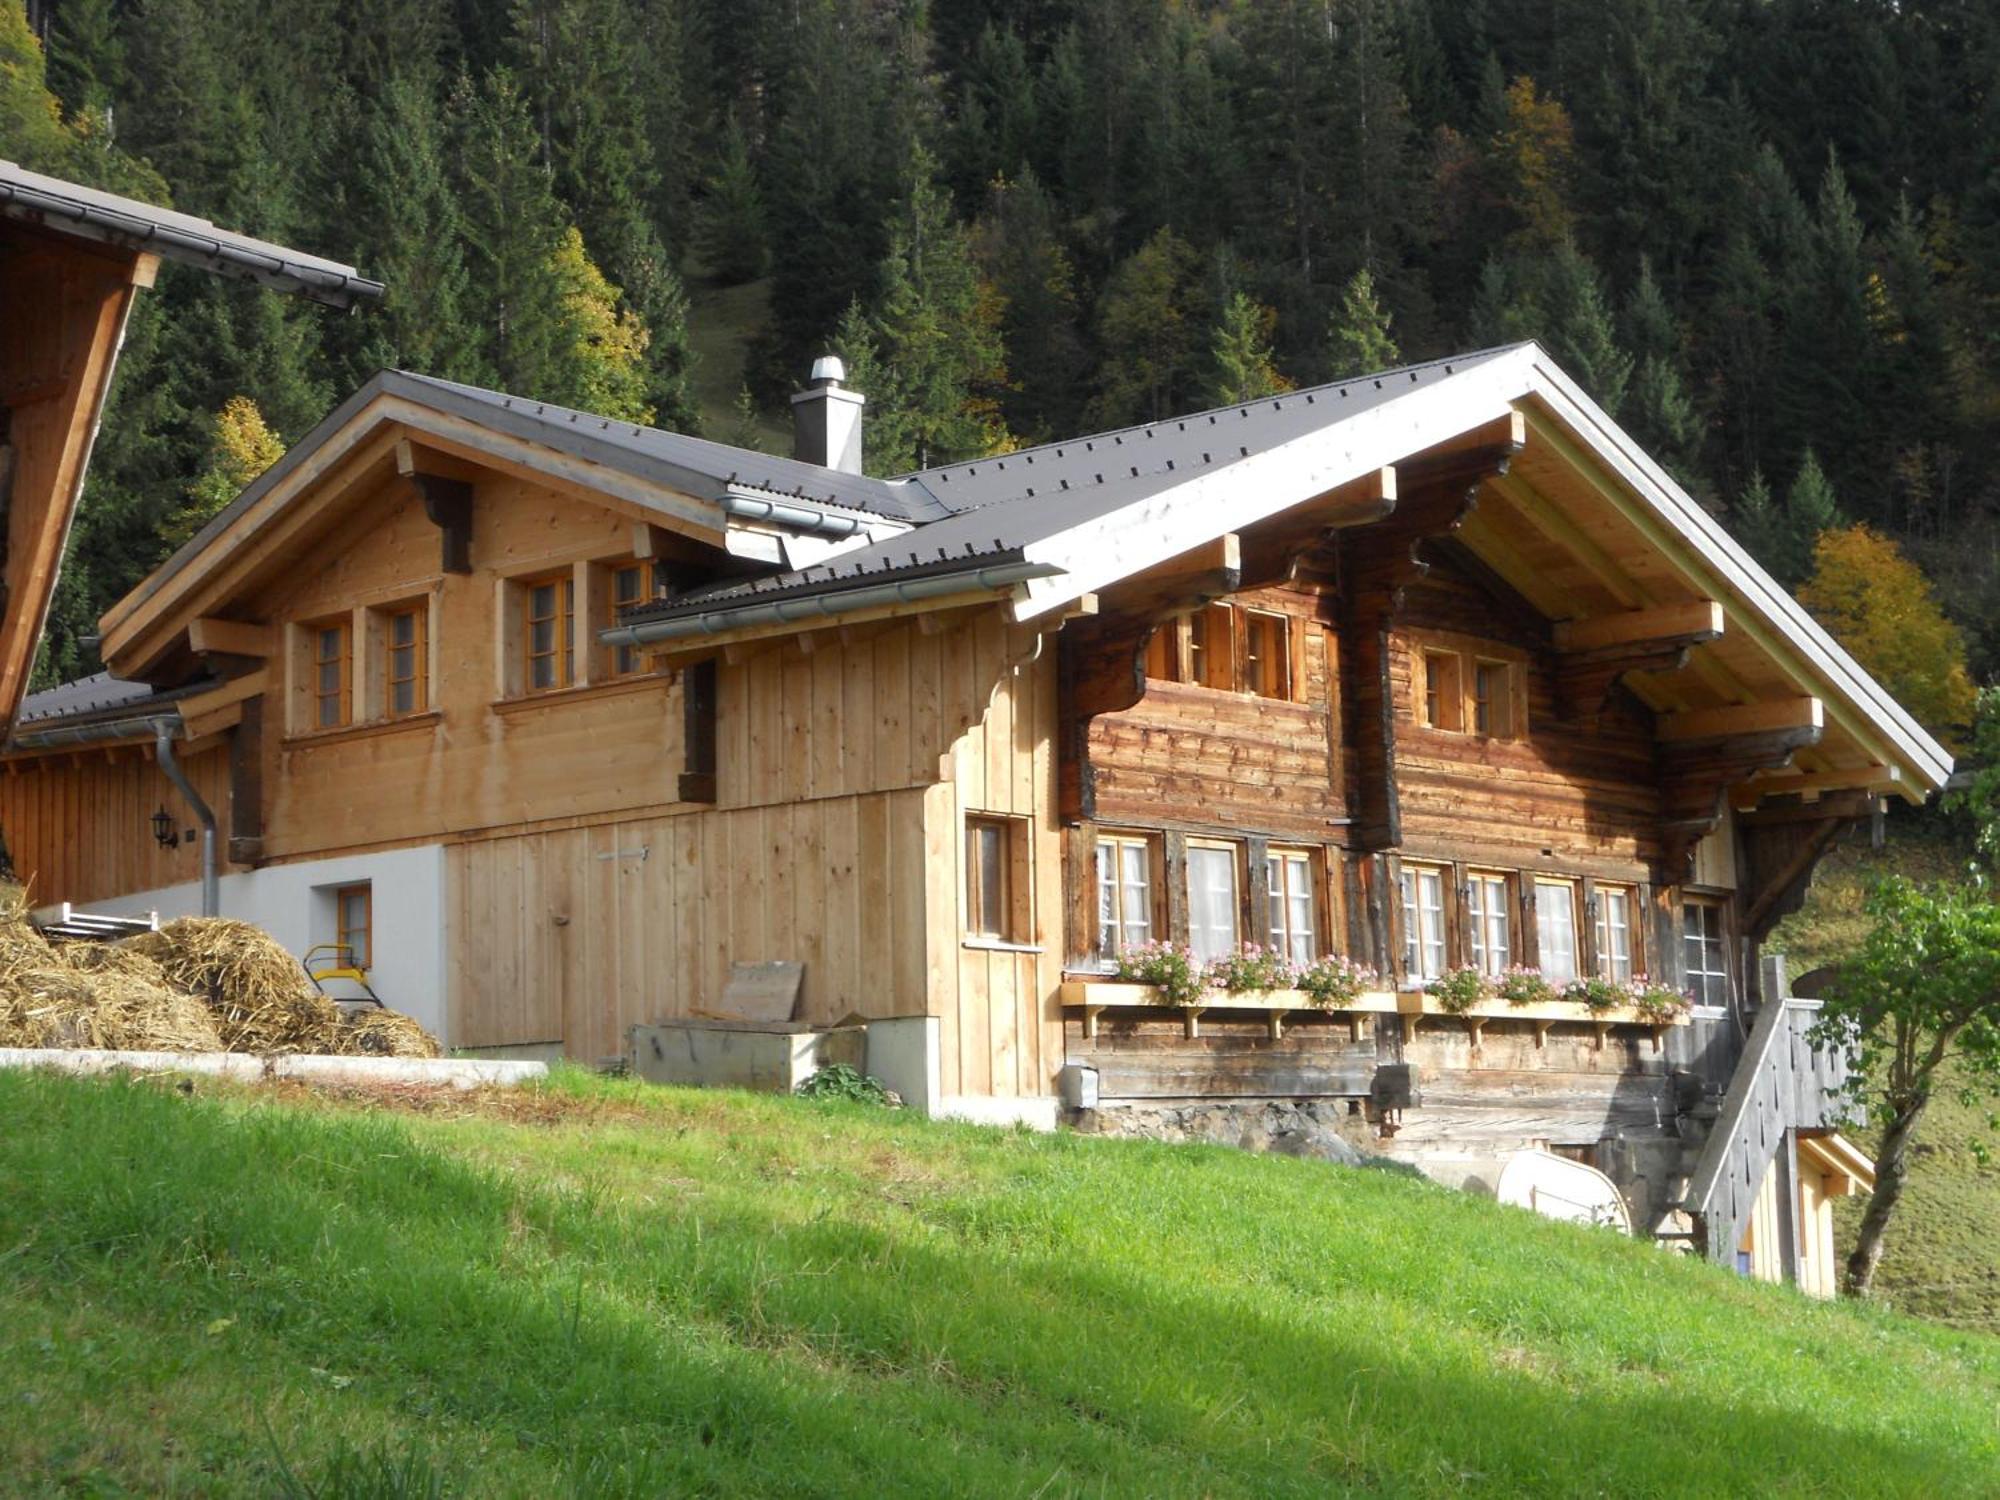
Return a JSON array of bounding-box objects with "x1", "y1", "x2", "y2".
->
[{"x1": 809, "y1": 354, "x2": 846, "y2": 386}]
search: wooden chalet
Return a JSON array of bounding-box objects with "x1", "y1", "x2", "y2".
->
[{"x1": 2, "y1": 342, "x2": 1944, "y2": 1293}]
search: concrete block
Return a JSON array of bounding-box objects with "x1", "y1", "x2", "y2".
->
[
  {"x1": 864, "y1": 1015, "x2": 939, "y2": 1115},
  {"x1": 629, "y1": 1019, "x2": 865, "y2": 1093},
  {"x1": 273, "y1": 1054, "x2": 549, "y2": 1089}
]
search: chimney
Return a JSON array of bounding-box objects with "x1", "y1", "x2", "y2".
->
[{"x1": 789, "y1": 355, "x2": 865, "y2": 474}]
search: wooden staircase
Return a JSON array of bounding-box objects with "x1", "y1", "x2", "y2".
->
[{"x1": 1678, "y1": 996, "x2": 1851, "y2": 1277}]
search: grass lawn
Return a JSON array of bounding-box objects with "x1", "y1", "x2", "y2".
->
[
  {"x1": 3, "y1": 1068, "x2": 1998, "y2": 1497},
  {"x1": 1770, "y1": 823, "x2": 2000, "y2": 1333}
]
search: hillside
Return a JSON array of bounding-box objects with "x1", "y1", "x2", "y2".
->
[
  {"x1": 1770, "y1": 826, "x2": 2000, "y2": 1333},
  {"x1": 3, "y1": 1070, "x2": 1997, "y2": 1497}
]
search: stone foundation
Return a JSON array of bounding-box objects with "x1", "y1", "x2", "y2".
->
[{"x1": 1064, "y1": 1098, "x2": 1383, "y2": 1168}]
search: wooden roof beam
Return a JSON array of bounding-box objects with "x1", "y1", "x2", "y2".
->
[
  {"x1": 397, "y1": 436, "x2": 475, "y2": 575},
  {"x1": 187, "y1": 617, "x2": 274, "y2": 657},
  {"x1": 1554, "y1": 600, "x2": 1723, "y2": 653},
  {"x1": 1732, "y1": 764, "x2": 1902, "y2": 810},
  {"x1": 1660, "y1": 697, "x2": 1822, "y2": 743},
  {"x1": 1486, "y1": 471, "x2": 1648, "y2": 611}
]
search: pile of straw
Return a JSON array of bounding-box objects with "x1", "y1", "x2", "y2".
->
[
  {"x1": 0, "y1": 890, "x2": 442, "y2": 1058},
  {"x1": 120, "y1": 918, "x2": 345, "y2": 1053}
]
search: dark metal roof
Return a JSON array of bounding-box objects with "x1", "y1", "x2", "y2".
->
[
  {"x1": 13, "y1": 672, "x2": 210, "y2": 729},
  {"x1": 399, "y1": 375, "x2": 945, "y2": 523},
  {"x1": 621, "y1": 347, "x2": 1524, "y2": 626},
  {"x1": 0, "y1": 160, "x2": 382, "y2": 308}
]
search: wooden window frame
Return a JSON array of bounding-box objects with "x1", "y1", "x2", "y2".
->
[
  {"x1": 1398, "y1": 861, "x2": 1449, "y2": 984},
  {"x1": 1243, "y1": 610, "x2": 1293, "y2": 700},
  {"x1": 607, "y1": 560, "x2": 657, "y2": 678},
  {"x1": 1421, "y1": 650, "x2": 1464, "y2": 731},
  {"x1": 306, "y1": 615, "x2": 352, "y2": 731},
  {"x1": 1265, "y1": 846, "x2": 1317, "y2": 965},
  {"x1": 1144, "y1": 622, "x2": 1180, "y2": 682},
  {"x1": 1186, "y1": 603, "x2": 1236, "y2": 690},
  {"x1": 1406, "y1": 631, "x2": 1527, "y2": 741},
  {"x1": 965, "y1": 813, "x2": 1032, "y2": 943},
  {"x1": 521, "y1": 570, "x2": 576, "y2": 694},
  {"x1": 1682, "y1": 894, "x2": 1733, "y2": 1008},
  {"x1": 1534, "y1": 876, "x2": 1581, "y2": 984},
  {"x1": 335, "y1": 882, "x2": 372, "y2": 971},
  {"x1": 376, "y1": 600, "x2": 429, "y2": 720},
  {"x1": 1465, "y1": 869, "x2": 1513, "y2": 976},
  {"x1": 1095, "y1": 831, "x2": 1160, "y2": 963},
  {"x1": 1594, "y1": 883, "x2": 1638, "y2": 983}
]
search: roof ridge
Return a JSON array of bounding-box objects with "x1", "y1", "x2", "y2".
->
[{"x1": 900, "y1": 343, "x2": 1535, "y2": 485}]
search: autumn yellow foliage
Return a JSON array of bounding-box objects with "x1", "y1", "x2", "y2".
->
[
  {"x1": 161, "y1": 396, "x2": 287, "y2": 549},
  {"x1": 1799, "y1": 524, "x2": 1975, "y2": 742}
]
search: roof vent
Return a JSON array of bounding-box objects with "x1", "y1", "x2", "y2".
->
[{"x1": 791, "y1": 354, "x2": 865, "y2": 473}]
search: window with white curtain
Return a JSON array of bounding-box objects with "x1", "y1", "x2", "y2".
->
[
  {"x1": 1535, "y1": 879, "x2": 1579, "y2": 983},
  {"x1": 1187, "y1": 843, "x2": 1241, "y2": 963},
  {"x1": 1095, "y1": 835, "x2": 1154, "y2": 960},
  {"x1": 1596, "y1": 886, "x2": 1635, "y2": 982}
]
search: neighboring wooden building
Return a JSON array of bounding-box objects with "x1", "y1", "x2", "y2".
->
[
  {"x1": 5, "y1": 344, "x2": 1937, "y2": 1291},
  {"x1": 0, "y1": 161, "x2": 380, "y2": 734}
]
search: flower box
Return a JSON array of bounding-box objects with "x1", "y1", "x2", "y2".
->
[{"x1": 1058, "y1": 979, "x2": 1402, "y2": 1038}]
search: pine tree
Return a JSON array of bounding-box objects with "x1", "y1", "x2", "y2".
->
[
  {"x1": 725, "y1": 384, "x2": 768, "y2": 453},
  {"x1": 160, "y1": 396, "x2": 287, "y2": 548},
  {"x1": 1090, "y1": 226, "x2": 1203, "y2": 427},
  {"x1": 326, "y1": 73, "x2": 483, "y2": 387},
  {"x1": 1543, "y1": 239, "x2": 1632, "y2": 417},
  {"x1": 1623, "y1": 257, "x2": 1704, "y2": 491},
  {"x1": 1327, "y1": 268, "x2": 1400, "y2": 379},
  {"x1": 845, "y1": 146, "x2": 1009, "y2": 473},
  {"x1": 449, "y1": 67, "x2": 572, "y2": 399},
  {"x1": 696, "y1": 112, "x2": 768, "y2": 284},
  {"x1": 1208, "y1": 292, "x2": 1291, "y2": 405},
  {"x1": 972, "y1": 170, "x2": 1086, "y2": 444},
  {"x1": 1731, "y1": 470, "x2": 1789, "y2": 575},
  {"x1": 1786, "y1": 448, "x2": 1843, "y2": 556},
  {"x1": 44, "y1": 0, "x2": 125, "y2": 114}
]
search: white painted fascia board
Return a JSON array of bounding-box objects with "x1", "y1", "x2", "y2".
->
[
  {"x1": 1520, "y1": 355, "x2": 1953, "y2": 793},
  {"x1": 1009, "y1": 347, "x2": 1537, "y2": 623}
]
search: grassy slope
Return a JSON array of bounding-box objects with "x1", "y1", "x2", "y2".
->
[
  {"x1": 1770, "y1": 827, "x2": 2000, "y2": 1332},
  {"x1": 3, "y1": 1071, "x2": 1998, "y2": 1497}
]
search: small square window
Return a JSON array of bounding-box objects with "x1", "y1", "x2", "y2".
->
[
  {"x1": 609, "y1": 562, "x2": 657, "y2": 676},
  {"x1": 1473, "y1": 660, "x2": 1514, "y2": 737},
  {"x1": 1423, "y1": 651, "x2": 1464, "y2": 731},
  {"x1": 383, "y1": 605, "x2": 427, "y2": 718},
  {"x1": 966, "y1": 815, "x2": 1028, "y2": 941},
  {"x1": 336, "y1": 882, "x2": 372, "y2": 970},
  {"x1": 1245, "y1": 612, "x2": 1291, "y2": 699},
  {"x1": 1596, "y1": 886, "x2": 1635, "y2": 982},
  {"x1": 523, "y1": 573, "x2": 575, "y2": 692},
  {"x1": 308, "y1": 617, "x2": 351, "y2": 730}
]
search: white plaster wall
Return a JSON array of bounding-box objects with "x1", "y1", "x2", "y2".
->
[{"x1": 47, "y1": 845, "x2": 451, "y2": 1043}]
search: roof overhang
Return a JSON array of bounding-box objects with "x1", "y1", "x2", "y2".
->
[
  {"x1": 95, "y1": 373, "x2": 909, "y2": 680},
  {"x1": 1800, "y1": 1132, "x2": 1876, "y2": 1194},
  {"x1": 1001, "y1": 342, "x2": 1948, "y2": 802}
]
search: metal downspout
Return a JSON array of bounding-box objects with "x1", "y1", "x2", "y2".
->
[{"x1": 152, "y1": 719, "x2": 218, "y2": 917}]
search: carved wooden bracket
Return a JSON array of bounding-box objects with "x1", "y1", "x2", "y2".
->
[
  {"x1": 1555, "y1": 638, "x2": 1705, "y2": 723},
  {"x1": 1056, "y1": 614, "x2": 1159, "y2": 821},
  {"x1": 1737, "y1": 792, "x2": 1872, "y2": 939},
  {"x1": 409, "y1": 472, "x2": 474, "y2": 574},
  {"x1": 1656, "y1": 725, "x2": 1823, "y2": 882}
]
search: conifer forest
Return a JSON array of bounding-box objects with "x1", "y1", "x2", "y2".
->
[{"x1": 7, "y1": 0, "x2": 2000, "y2": 735}]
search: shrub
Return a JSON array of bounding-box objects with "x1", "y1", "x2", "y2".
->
[
  {"x1": 796, "y1": 1064, "x2": 898, "y2": 1106},
  {"x1": 1296, "y1": 954, "x2": 1379, "y2": 1009},
  {"x1": 1425, "y1": 966, "x2": 1491, "y2": 1014},
  {"x1": 1113, "y1": 940, "x2": 1207, "y2": 1007},
  {"x1": 1562, "y1": 976, "x2": 1633, "y2": 1013},
  {"x1": 1205, "y1": 944, "x2": 1296, "y2": 995},
  {"x1": 1496, "y1": 966, "x2": 1556, "y2": 1006}
]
